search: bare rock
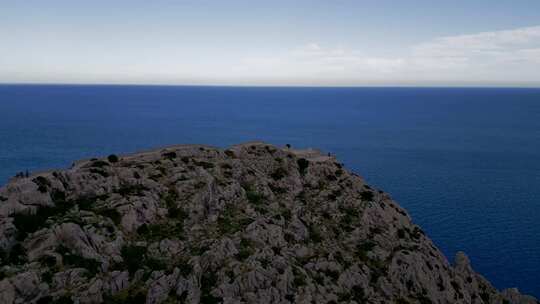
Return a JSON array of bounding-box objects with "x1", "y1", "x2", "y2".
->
[{"x1": 0, "y1": 142, "x2": 535, "y2": 303}]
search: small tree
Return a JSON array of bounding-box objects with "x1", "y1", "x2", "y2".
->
[
  {"x1": 297, "y1": 158, "x2": 309, "y2": 175},
  {"x1": 107, "y1": 154, "x2": 119, "y2": 163}
]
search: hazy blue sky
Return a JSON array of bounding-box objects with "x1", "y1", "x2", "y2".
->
[{"x1": 1, "y1": 1, "x2": 540, "y2": 86}]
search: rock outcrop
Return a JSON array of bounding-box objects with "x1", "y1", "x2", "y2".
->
[{"x1": 0, "y1": 142, "x2": 536, "y2": 304}]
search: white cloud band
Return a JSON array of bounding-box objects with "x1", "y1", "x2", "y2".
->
[{"x1": 233, "y1": 25, "x2": 540, "y2": 85}]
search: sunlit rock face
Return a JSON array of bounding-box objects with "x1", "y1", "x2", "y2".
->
[{"x1": 0, "y1": 142, "x2": 536, "y2": 304}]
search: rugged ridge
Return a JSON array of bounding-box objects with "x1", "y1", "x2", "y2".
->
[{"x1": 0, "y1": 142, "x2": 536, "y2": 304}]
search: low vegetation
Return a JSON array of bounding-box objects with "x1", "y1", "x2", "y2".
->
[
  {"x1": 297, "y1": 158, "x2": 309, "y2": 175},
  {"x1": 107, "y1": 154, "x2": 119, "y2": 163},
  {"x1": 0, "y1": 143, "x2": 529, "y2": 304}
]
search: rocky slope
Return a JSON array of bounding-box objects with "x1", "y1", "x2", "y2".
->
[{"x1": 0, "y1": 142, "x2": 536, "y2": 304}]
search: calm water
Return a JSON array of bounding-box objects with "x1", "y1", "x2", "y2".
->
[{"x1": 1, "y1": 85, "x2": 539, "y2": 296}]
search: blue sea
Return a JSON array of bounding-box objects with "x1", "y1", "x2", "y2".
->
[{"x1": 1, "y1": 85, "x2": 539, "y2": 296}]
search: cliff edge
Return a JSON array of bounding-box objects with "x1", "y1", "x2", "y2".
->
[{"x1": 0, "y1": 142, "x2": 536, "y2": 304}]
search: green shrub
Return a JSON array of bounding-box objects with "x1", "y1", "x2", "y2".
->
[
  {"x1": 194, "y1": 181, "x2": 206, "y2": 189},
  {"x1": 107, "y1": 154, "x2": 119, "y2": 163},
  {"x1": 91, "y1": 160, "x2": 110, "y2": 168},
  {"x1": 269, "y1": 184, "x2": 287, "y2": 194},
  {"x1": 137, "y1": 222, "x2": 183, "y2": 241},
  {"x1": 37, "y1": 295, "x2": 74, "y2": 304},
  {"x1": 308, "y1": 225, "x2": 322, "y2": 243},
  {"x1": 51, "y1": 190, "x2": 67, "y2": 204},
  {"x1": 368, "y1": 258, "x2": 388, "y2": 284},
  {"x1": 356, "y1": 241, "x2": 376, "y2": 259},
  {"x1": 148, "y1": 173, "x2": 163, "y2": 182},
  {"x1": 176, "y1": 259, "x2": 193, "y2": 276},
  {"x1": 116, "y1": 184, "x2": 148, "y2": 196},
  {"x1": 479, "y1": 291, "x2": 490, "y2": 303},
  {"x1": 103, "y1": 284, "x2": 147, "y2": 304},
  {"x1": 397, "y1": 228, "x2": 407, "y2": 239},
  {"x1": 57, "y1": 245, "x2": 101, "y2": 278},
  {"x1": 11, "y1": 193, "x2": 85, "y2": 240},
  {"x1": 33, "y1": 176, "x2": 51, "y2": 193},
  {"x1": 264, "y1": 145, "x2": 276, "y2": 153},
  {"x1": 324, "y1": 269, "x2": 340, "y2": 280},
  {"x1": 217, "y1": 205, "x2": 253, "y2": 234},
  {"x1": 235, "y1": 238, "x2": 254, "y2": 261},
  {"x1": 162, "y1": 151, "x2": 177, "y2": 160},
  {"x1": 200, "y1": 271, "x2": 222, "y2": 304},
  {"x1": 168, "y1": 290, "x2": 188, "y2": 303},
  {"x1": 13, "y1": 207, "x2": 58, "y2": 240},
  {"x1": 327, "y1": 174, "x2": 337, "y2": 181},
  {"x1": 292, "y1": 268, "x2": 307, "y2": 287},
  {"x1": 327, "y1": 189, "x2": 342, "y2": 200},
  {"x1": 162, "y1": 188, "x2": 188, "y2": 220},
  {"x1": 40, "y1": 271, "x2": 54, "y2": 284},
  {"x1": 37, "y1": 296, "x2": 53, "y2": 304},
  {"x1": 121, "y1": 245, "x2": 147, "y2": 275},
  {"x1": 6, "y1": 243, "x2": 27, "y2": 265},
  {"x1": 217, "y1": 214, "x2": 238, "y2": 234},
  {"x1": 280, "y1": 209, "x2": 292, "y2": 221},
  {"x1": 13, "y1": 211, "x2": 46, "y2": 238},
  {"x1": 189, "y1": 244, "x2": 210, "y2": 256},
  {"x1": 89, "y1": 168, "x2": 109, "y2": 177},
  {"x1": 157, "y1": 166, "x2": 167, "y2": 175},
  {"x1": 168, "y1": 206, "x2": 188, "y2": 221},
  {"x1": 416, "y1": 294, "x2": 434, "y2": 304},
  {"x1": 75, "y1": 196, "x2": 97, "y2": 211},
  {"x1": 194, "y1": 161, "x2": 215, "y2": 169},
  {"x1": 270, "y1": 167, "x2": 288, "y2": 180},
  {"x1": 411, "y1": 226, "x2": 424, "y2": 240},
  {"x1": 340, "y1": 206, "x2": 360, "y2": 232},
  {"x1": 145, "y1": 257, "x2": 167, "y2": 271},
  {"x1": 220, "y1": 163, "x2": 232, "y2": 170},
  {"x1": 245, "y1": 187, "x2": 264, "y2": 205},
  {"x1": 96, "y1": 208, "x2": 122, "y2": 225},
  {"x1": 360, "y1": 190, "x2": 374, "y2": 201},
  {"x1": 297, "y1": 158, "x2": 309, "y2": 175}
]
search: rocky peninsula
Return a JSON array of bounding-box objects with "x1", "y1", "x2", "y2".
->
[{"x1": 0, "y1": 142, "x2": 536, "y2": 304}]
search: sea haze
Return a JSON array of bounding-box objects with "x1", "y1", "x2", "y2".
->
[{"x1": 1, "y1": 85, "x2": 539, "y2": 296}]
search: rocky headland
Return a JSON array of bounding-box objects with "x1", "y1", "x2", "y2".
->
[{"x1": 0, "y1": 142, "x2": 536, "y2": 304}]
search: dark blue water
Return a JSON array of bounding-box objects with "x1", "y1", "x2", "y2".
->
[{"x1": 1, "y1": 85, "x2": 539, "y2": 296}]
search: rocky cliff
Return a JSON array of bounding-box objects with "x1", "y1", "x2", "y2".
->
[{"x1": 0, "y1": 142, "x2": 536, "y2": 304}]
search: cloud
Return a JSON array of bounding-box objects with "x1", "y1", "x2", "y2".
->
[
  {"x1": 2, "y1": 24, "x2": 539, "y2": 86},
  {"x1": 414, "y1": 26, "x2": 540, "y2": 56},
  {"x1": 411, "y1": 26, "x2": 540, "y2": 69},
  {"x1": 235, "y1": 44, "x2": 404, "y2": 81},
  {"x1": 234, "y1": 26, "x2": 540, "y2": 85}
]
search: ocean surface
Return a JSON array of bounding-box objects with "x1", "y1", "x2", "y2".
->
[{"x1": 0, "y1": 85, "x2": 539, "y2": 296}]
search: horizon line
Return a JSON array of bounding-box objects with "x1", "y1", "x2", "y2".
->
[{"x1": 1, "y1": 81, "x2": 540, "y2": 89}]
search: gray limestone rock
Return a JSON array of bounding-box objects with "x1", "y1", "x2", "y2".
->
[{"x1": 0, "y1": 142, "x2": 536, "y2": 304}]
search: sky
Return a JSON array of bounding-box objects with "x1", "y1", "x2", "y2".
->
[{"x1": 1, "y1": 0, "x2": 540, "y2": 86}]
